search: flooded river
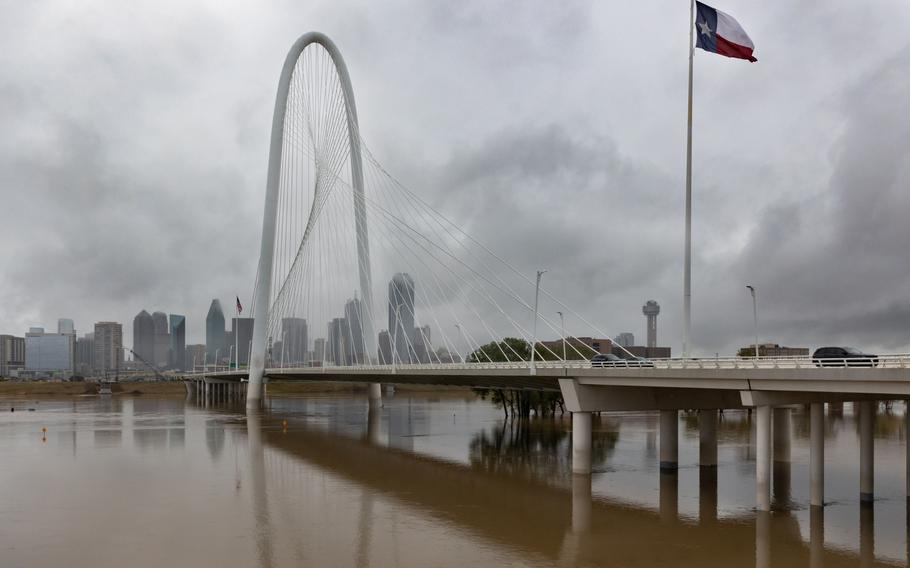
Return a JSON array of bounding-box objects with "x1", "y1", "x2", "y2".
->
[{"x1": 0, "y1": 391, "x2": 906, "y2": 567}]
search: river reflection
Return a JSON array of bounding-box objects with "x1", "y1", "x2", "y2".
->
[{"x1": 0, "y1": 393, "x2": 905, "y2": 567}]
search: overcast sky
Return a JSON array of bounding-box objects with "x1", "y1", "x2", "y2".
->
[{"x1": 1, "y1": 0, "x2": 908, "y2": 356}]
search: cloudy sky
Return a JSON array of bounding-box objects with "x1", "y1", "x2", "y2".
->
[{"x1": 1, "y1": 0, "x2": 908, "y2": 356}]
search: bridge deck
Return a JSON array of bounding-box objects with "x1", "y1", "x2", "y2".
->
[{"x1": 189, "y1": 356, "x2": 910, "y2": 398}]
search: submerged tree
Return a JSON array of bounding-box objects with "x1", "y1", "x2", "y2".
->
[{"x1": 470, "y1": 337, "x2": 565, "y2": 419}]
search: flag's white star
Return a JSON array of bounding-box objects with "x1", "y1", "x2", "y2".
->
[{"x1": 698, "y1": 20, "x2": 713, "y2": 35}]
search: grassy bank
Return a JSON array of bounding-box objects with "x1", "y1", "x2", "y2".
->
[{"x1": 0, "y1": 380, "x2": 186, "y2": 396}]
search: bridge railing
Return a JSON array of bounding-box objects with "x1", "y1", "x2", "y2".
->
[{"x1": 182, "y1": 353, "x2": 910, "y2": 378}]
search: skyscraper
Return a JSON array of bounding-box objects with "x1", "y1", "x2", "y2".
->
[
  {"x1": 313, "y1": 338, "x2": 326, "y2": 365},
  {"x1": 0, "y1": 335, "x2": 25, "y2": 377},
  {"x1": 169, "y1": 314, "x2": 186, "y2": 370},
  {"x1": 344, "y1": 297, "x2": 365, "y2": 364},
  {"x1": 75, "y1": 333, "x2": 94, "y2": 376},
  {"x1": 230, "y1": 317, "x2": 254, "y2": 367},
  {"x1": 151, "y1": 311, "x2": 169, "y2": 368},
  {"x1": 327, "y1": 318, "x2": 346, "y2": 366},
  {"x1": 281, "y1": 317, "x2": 308, "y2": 366},
  {"x1": 388, "y1": 273, "x2": 415, "y2": 364},
  {"x1": 133, "y1": 310, "x2": 155, "y2": 363},
  {"x1": 414, "y1": 325, "x2": 432, "y2": 363},
  {"x1": 93, "y1": 321, "x2": 123, "y2": 377},
  {"x1": 377, "y1": 330, "x2": 392, "y2": 365},
  {"x1": 25, "y1": 327, "x2": 74, "y2": 378},
  {"x1": 206, "y1": 299, "x2": 226, "y2": 364},
  {"x1": 57, "y1": 318, "x2": 75, "y2": 335},
  {"x1": 613, "y1": 332, "x2": 635, "y2": 348}
]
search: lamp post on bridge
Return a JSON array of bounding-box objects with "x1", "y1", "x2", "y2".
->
[
  {"x1": 530, "y1": 269, "x2": 547, "y2": 376},
  {"x1": 215, "y1": 349, "x2": 220, "y2": 372},
  {"x1": 557, "y1": 310, "x2": 566, "y2": 361},
  {"x1": 746, "y1": 285, "x2": 758, "y2": 360}
]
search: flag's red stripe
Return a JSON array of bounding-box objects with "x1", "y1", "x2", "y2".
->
[{"x1": 716, "y1": 35, "x2": 757, "y2": 62}]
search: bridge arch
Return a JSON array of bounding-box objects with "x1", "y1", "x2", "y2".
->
[{"x1": 247, "y1": 32, "x2": 374, "y2": 406}]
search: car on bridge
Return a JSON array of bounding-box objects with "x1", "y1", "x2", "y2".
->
[
  {"x1": 590, "y1": 354, "x2": 655, "y2": 368},
  {"x1": 812, "y1": 346, "x2": 879, "y2": 367}
]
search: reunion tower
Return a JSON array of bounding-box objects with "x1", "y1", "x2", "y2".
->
[{"x1": 642, "y1": 300, "x2": 660, "y2": 348}]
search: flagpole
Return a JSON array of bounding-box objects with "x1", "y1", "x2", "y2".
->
[
  {"x1": 235, "y1": 298, "x2": 239, "y2": 370},
  {"x1": 683, "y1": 0, "x2": 695, "y2": 359}
]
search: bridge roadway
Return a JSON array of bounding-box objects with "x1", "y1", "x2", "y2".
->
[{"x1": 187, "y1": 354, "x2": 910, "y2": 512}]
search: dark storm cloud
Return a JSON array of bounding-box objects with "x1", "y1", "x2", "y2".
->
[
  {"x1": 704, "y1": 50, "x2": 910, "y2": 352},
  {"x1": 1, "y1": 0, "x2": 909, "y2": 355}
]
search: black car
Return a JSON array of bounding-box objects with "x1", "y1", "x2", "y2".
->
[{"x1": 812, "y1": 347, "x2": 879, "y2": 367}]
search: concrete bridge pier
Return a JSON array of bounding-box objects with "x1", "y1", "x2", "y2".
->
[
  {"x1": 699, "y1": 409, "x2": 718, "y2": 468},
  {"x1": 859, "y1": 400, "x2": 875, "y2": 504},
  {"x1": 368, "y1": 383, "x2": 382, "y2": 408},
  {"x1": 756, "y1": 405, "x2": 772, "y2": 512},
  {"x1": 773, "y1": 408, "x2": 792, "y2": 508},
  {"x1": 810, "y1": 402, "x2": 825, "y2": 507},
  {"x1": 773, "y1": 408, "x2": 791, "y2": 463},
  {"x1": 572, "y1": 412, "x2": 592, "y2": 475},
  {"x1": 659, "y1": 410, "x2": 678, "y2": 472}
]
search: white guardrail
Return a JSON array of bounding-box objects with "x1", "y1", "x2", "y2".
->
[{"x1": 185, "y1": 354, "x2": 910, "y2": 377}]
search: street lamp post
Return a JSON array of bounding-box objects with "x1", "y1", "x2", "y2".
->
[
  {"x1": 530, "y1": 269, "x2": 547, "y2": 375},
  {"x1": 746, "y1": 285, "x2": 758, "y2": 360},
  {"x1": 280, "y1": 331, "x2": 287, "y2": 369},
  {"x1": 215, "y1": 349, "x2": 220, "y2": 372},
  {"x1": 557, "y1": 311, "x2": 566, "y2": 361}
]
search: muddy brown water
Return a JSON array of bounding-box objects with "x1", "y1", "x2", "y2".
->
[{"x1": 0, "y1": 393, "x2": 906, "y2": 567}]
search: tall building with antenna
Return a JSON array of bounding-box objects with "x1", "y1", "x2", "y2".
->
[{"x1": 642, "y1": 300, "x2": 660, "y2": 349}]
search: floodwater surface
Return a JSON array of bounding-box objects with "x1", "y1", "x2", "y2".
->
[{"x1": 0, "y1": 391, "x2": 907, "y2": 567}]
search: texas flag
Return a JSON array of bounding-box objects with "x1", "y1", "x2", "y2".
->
[{"x1": 695, "y1": 2, "x2": 757, "y2": 62}]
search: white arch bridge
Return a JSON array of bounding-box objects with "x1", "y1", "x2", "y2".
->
[{"x1": 187, "y1": 32, "x2": 910, "y2": 513}]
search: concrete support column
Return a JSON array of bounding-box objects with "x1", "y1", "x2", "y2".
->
[
  {"x1": 572, "y1": 412, "x2": 593, "y2": 475},
  {"x1": 810, "y1": 402, "x2": 825, "y2": 507},
  {"x1": 699, "y1": 409, "x2": 718, "y2": 468},
  {"x1": 773, "y1": 407, "x2": 791, "y2": 463},
  {"x1": 368, "y1": 382, "x2": 382, "y2": 407},
  {"x1": 756, "y1": 405, "x2": 772, "y2": 512},
  {"x1": 659, "y1": 410, "x2": 678, "y2": 472},
  {"x1": 859, "y1": 400, "x2": 875, "y2": 504}
]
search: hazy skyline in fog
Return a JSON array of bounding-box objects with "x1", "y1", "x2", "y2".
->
[{"x1": 1, "y1": 1, "x2": 909, "y2": 355}]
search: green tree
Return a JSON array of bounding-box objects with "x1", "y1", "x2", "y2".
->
[{"x1": 470, "y1": 337, "x2": 565, "y2": 419}]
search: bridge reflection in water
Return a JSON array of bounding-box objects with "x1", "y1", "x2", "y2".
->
[{"x1": 226, "y1": 395, "x2": 904, "y2": 567}]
